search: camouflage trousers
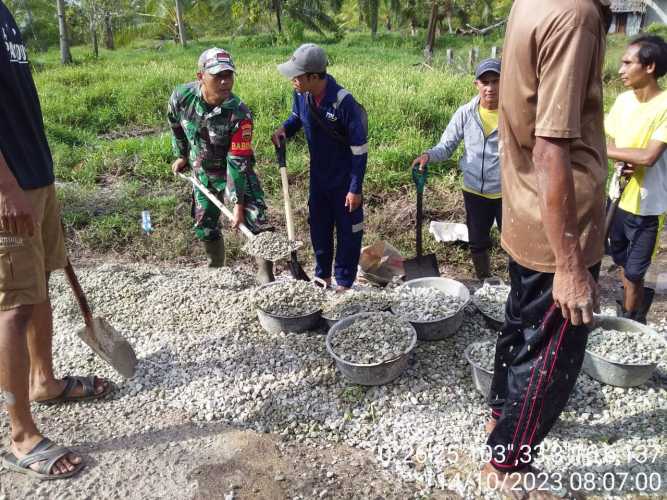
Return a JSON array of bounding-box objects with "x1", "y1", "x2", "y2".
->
[{"x1": 192, "y1": 168, "x2": 271, "y2": 241}]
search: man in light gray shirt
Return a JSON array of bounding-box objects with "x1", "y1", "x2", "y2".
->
[{"x1": 412, "y1": 59, "x2": 501, "y2": 279}]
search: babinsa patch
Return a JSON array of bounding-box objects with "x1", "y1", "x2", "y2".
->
[{"x1": 230, "y1": 119, "x2": 253, "y2": 156}]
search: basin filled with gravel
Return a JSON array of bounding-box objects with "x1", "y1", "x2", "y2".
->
[
  {"x1": 326, "y1": 312, "x2": 417, "y2": 385},
  {"x1": 472, "y1": 281, "x2": 510, "y2": 330},
  {"x1": 464, "y1": 340, "x2": 495, "y2": 397},
  {"x1": 583, "y1": 316, "x2": 667, "y2": 387},
  {"x1": 321, "y1": 289, "x2": 394, "y2": 327},
  {"x1": 242, "y1": 231, "x2": 303, "y2": 262},
  {"x1": 391, "y1": 277, "x2": 469, "y2": 340},
  {"x1": 253, "y1": 280, "x2": 326, "y2": 333}
]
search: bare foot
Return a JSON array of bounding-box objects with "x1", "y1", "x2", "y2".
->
[
  {"x1": 30, "y1": 376, "x2": 109, "y2": 402},
  {"x1": 485, "y1": 418, "x2": 497, "y2": 434},
  {"x1": 11, "y1": 434, "x2": 82, "y2": 476},
  {"x1": 335, "y1": 286, "x2": 350, "y2": 294},
  {"x1": 480, "y1": 462, "x2": 565, "y2": 500}
]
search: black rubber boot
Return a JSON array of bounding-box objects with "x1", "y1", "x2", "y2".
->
[
  {"x1": 635, "y1": 287, "x2": 655, "y2": 325},
  {"x1": 256, "y1": 257, "x2": 275, "y2": 285},
  {"x1": 204, "y1": 238, "x2": 225, "y2": 268},
  {"x1": 471, "y1": 251, "x2": 491, "y2": 280}
]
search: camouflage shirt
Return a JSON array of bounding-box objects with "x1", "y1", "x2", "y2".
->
[{"x1": 168, "y1": 82, "x2": 255, "y2": 204}]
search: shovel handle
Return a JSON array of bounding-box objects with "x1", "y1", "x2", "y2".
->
[
  {"x1": 416, "y1": 189, "x2": 424, "y2": 259},
  {"x1": 604, "y1": 170, "x2": 629, "y2": 239},
  {"x1": 178, "y1": 173, "x2": 255, "y2": 240},
  {"x1": 275, "y1": 139, "x2": 297, "y2": 242},
  {"x1": 276, "y1": 136, "x2": 287, "y2": 169},
  {"x1": 63, "y1": 260, "x2": 94, "y2": 327}
]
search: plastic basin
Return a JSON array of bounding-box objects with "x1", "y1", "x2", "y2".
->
[
  {"x1": 464, "y1": 341, "x2": 494, "y2": 398},
  {"x1": 391, "y1": 277, "x2": 470, "y2": 341},
  {"x1": 325, "y1": 312, "x2": 417, "y2": 386},
  {"x1": 582, "y1": 316, "x2": 666, "y2": 387},
  {"x1": 255, "y1": 282, "x2": 322, "y2": 334}
]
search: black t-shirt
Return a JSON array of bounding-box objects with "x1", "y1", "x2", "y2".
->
[{"x1": 0, "y1": 1, "x2": 54, "y2": 190}]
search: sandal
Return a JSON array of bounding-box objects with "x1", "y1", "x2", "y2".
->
[
  {"x1": 1, "y1": 438, "x2": 84, "y2": 480},
  {"x1": 35, "y1": 376, "x2": 112, "y2": 405}
]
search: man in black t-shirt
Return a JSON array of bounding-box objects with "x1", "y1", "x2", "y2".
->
[{"x1": 0, "y1": 1, "x2": 110, "y2": 480}]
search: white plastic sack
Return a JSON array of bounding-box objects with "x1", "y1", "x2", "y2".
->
[{"x1": 429, "y1": 221, "x2": 469, "y2": 243}]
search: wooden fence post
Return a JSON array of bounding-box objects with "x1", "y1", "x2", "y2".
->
[
  {"x1": 446, "y1": 48, "x2": 454, "y2": 66},
  {"x1": 491, "y1": 46, "x2": 498, "y2": 59}
]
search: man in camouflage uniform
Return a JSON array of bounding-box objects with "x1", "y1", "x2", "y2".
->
[{"x1": 168, "y1": 48, "x2": 274, "y2": 283}]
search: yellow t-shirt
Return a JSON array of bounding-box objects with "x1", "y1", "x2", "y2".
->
[
  {"x1": 605, "y1": 90, "x2": 667, "y2": 216},
  {"x1": 479, "y1": 105, "x2": 499, "y2": 137}
]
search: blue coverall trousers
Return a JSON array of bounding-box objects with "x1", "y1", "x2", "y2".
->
[{"x1": 308, "y1": 188, "x2": 363, "y2": 288}]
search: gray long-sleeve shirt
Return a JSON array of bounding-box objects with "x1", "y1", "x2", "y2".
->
[{"x1": 427, "y1": 95, "x2": 500, "y2": 196}]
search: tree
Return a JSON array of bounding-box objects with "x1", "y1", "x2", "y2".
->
[
  {"x1": 56, "y1": 0, "x2": 72, "y2": 63},
  {"x1": 174, "y1": 0, "x2": 186, "y2": 46}
]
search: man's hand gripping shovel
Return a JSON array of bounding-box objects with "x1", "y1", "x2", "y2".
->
[{"x1": 604, "y1": 162, "x2": 630, "y2": 238}]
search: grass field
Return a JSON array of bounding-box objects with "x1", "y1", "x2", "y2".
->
[{"x1": 31, "y1": 33, "x2": 630, "y2": 275}]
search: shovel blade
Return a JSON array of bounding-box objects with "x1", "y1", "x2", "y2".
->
[
  {"x1": 289, "y1": 252, "x2": 310, "y2": 281},
  {"x1": 403, "y1": 254, "x2": 440, "y2": 281},
  {"x1": 77, "y1": 317, "x2": 138, "y2": 379}
]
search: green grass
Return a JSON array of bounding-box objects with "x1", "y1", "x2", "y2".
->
[{"x1": 32, "y1": 33, "x2": 631, "y2": 273}]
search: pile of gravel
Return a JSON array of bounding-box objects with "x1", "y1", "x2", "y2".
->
[
  {"x1": 243, "y1": 231, "x2": 301, "y2": 261},
  {"x1": 392, "y1": 287, "x2": 466, "y2": 322},
  {"x1": 472, "y1": 283, "x2": 510, "y2": 322},
  {"x1": 253, "y1": 279, "x2": 326, "y2": 316},
  {"x1": 587, "y1": 328, "x2": 665, "y2": 365},
  {"x1": 328, "y1": 312, "x2": 414, "y2": 365},
  {"x1": 466, "y1": 340, "x2": 496, "y2": 372},
  {"x1": 322, "y1": 289, "x2": 394, "y2": 321},
  {"x1": 7, "y1": 263, "x2": 663, "y2": 499}
]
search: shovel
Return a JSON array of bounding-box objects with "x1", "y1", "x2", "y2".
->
[
  {"x1": 275, "y1": 138, "x2": 310, "y2": 281},
  {"x1": 179, "y1": 172, "x2": 302, "y2": 261},
  {"x1": 64, "y1": 260, "x2": 137, "y2": 378},
  {"x1": 604, "y1": 163, "x2": 629, "y2": 238},
  {"x1": 404, "y1": 165, "x2": 440, "y2": 280}
]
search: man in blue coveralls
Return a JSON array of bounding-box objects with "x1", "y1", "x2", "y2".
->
[{"x1": 272, "y1": 44, "x2": 368, "y2": 291}]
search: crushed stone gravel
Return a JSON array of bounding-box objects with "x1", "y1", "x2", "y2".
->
[
  {"x1": 322, "y1": 289, "x2": 394, "y2": 321},
  {"x1": 587, "y1": 328, "x2": 665, "y2": 365},
  {"x1": 328, "y1": 313, "x2": 414, "y2": 365},
  {"x1": 0, "y1": 262, "x2": 664, "y2": 499},
  {"x1": 242, "y1": 231, "x2": 301, "y2": 261},
  {"x1": 392, "y1": 287, "x2": 466, "y2": 322},
  {"x1": 472, "y1": 283, "x2": 510, "y2": 323},
  {"x1": 253, "y1": 279, "x2": 326, "y2": 317}
]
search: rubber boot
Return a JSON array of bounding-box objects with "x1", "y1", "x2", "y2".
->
[
  {"x1": 635, "y1": 287, "x2": 655, "y2": 325},
  {"x1": 471, "y1": 251, "x2": 491, "y2": 280},
  {"x1": 203, "y1": 238, "x2": 225, "y2": 268},
  {"x1": 256, "y1": 257, "x2": 275, "y2": 285}
]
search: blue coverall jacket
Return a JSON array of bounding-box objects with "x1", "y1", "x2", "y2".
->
[{"x1": 283, "y1": 75, "x2": 368, "y2": 287}]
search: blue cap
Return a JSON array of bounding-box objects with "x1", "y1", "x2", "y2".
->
[{"x1": 475, "y1": 58, "x2": 501, "y2": 79}]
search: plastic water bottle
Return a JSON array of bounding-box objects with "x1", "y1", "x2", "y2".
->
[{"x1": 141, "y1": 210, "x2": 153, "y2": 234}]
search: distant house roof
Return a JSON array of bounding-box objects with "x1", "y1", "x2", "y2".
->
[{"x1": 611, "y1": 0, "x2": 647, "y2": 12}]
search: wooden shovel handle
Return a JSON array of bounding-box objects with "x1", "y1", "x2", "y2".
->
[
  {"x1": 63, "y1": 260, "x2": 94, "y2": 327},
  {"x1": 178, "y1": 173, "x2": 255, "y2": 240}
]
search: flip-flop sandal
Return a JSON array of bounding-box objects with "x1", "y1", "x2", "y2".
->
[
  {"x1": 35, "y1": 376, "x2": 113, "y2": 405},
  {"x1": 1, "y1": 437, "x2": 85, "y2": 480}
]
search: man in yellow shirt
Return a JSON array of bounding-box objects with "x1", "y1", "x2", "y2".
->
[
  {"x1": 606, "y1": 35, "x2": 667, "y2": 324},
  {"x1": 412, "y1": 59, "x2": 501, "y2": 279}
]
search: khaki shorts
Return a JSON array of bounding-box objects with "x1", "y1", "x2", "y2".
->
[{"x1": 0, "y1": 184, "x2": 67, "y2": 310}]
